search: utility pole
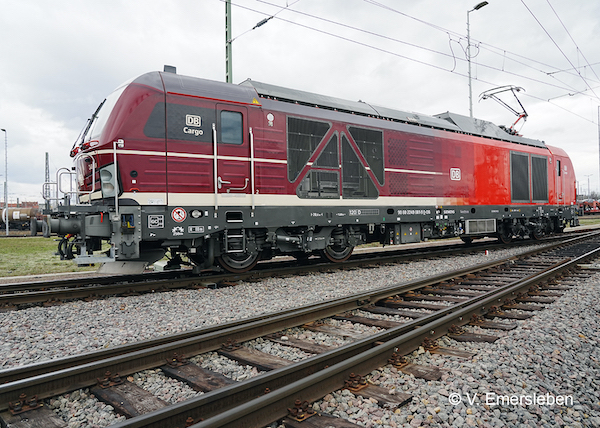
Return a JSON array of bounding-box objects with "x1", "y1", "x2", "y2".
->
[
  {"x1": 467, "y1": 1, "x2": 488, "y2": 118},
  {"x1": 585, "y1": 174, "x2": 593, "y2": 199},
  {"x1": 44, "y1": 152, "x2": 50, "y2": 211},
  {"x1": 225, "y1": 0, "x2": 233, "y2": 83},
  {"x1": 1, "y1": 129, "x2": 7, "y2": 236}
]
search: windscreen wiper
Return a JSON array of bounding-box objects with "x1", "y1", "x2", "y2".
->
[{"x1": 72, "y1": 99, "x2": 106, "y2": 151}]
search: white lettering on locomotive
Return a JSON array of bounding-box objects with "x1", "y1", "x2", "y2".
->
[
  {"x1": 186, "y1": 115, "x2": 202, "y2": 126},
  {"x1": 397, "y1": 209, "x2": 431, "y2": 216},
  {"x1": 183, "y1": 127, "x2": 204, "y2": 136},
  {"x1": 349, "y1": 209, "x2": 380, "y2": 216}
]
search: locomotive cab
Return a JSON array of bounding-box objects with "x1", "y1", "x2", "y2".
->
[{"x1": 44, "y1": 73, "x2": 170, "y2": 271}]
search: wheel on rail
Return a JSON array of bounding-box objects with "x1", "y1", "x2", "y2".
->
[
  {"x1": 497, "y1": 230, "x2": 513, "y2": 244},
  {"x1": 217, "y1": 251, "x2": 261, "y2": 273},
  {"x1": 320, "y1": 244, "x2": 354, "y2": 262},
  {"x1": 496, "y1": 221, "x2": 514, "y2": 244},
  {"x1": 530, "y1": 227, "x2": 544, "y2": 240}
]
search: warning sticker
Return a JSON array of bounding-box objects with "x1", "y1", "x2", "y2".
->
[
  {"x1": 171, "y1": 207, "x2": 187, "y2": 223},
  {"x1": 148, "y1": 215, "x2": 164, "y2": 229}
]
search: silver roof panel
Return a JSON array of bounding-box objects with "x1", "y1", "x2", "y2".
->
[
  {"x1": 241, "y1": 79, "x2": 545, "y2": 148},
  {"x1": 435, "y1": 112, "x2": 546, "y2": 148},
  {"x1": 241, "y1": 79, "x2": 460, "y2": 130}
]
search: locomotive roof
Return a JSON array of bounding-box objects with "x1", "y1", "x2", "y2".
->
[
  {"x1": 138, "y1": 71, "x2": 261, "y2": 106},
  {"x1": 240, "y1": 79, "x2": 547, "y2": 149},
  {"x1": 134, "y1": 71, "x2": 546, "y2": 149}
]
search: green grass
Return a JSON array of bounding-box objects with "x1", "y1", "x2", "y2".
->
[
  {"x1": 576, "y1": 217, "x2": 600, "y2": 226},
  {"x1": 0, "y1": 237, "x2": 97, "y2": 277}
]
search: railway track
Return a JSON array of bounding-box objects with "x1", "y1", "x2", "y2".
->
[
  {"x1": 1, "y1": 231, "x2": 599, "y2": 427},
  {"x1": 0, "y1": 232, "x2": 586, "y2": 311}
]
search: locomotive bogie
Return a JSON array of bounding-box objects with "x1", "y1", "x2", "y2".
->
[{"x1": 43, "y1": 70, "x2": 578, "y2": 273}]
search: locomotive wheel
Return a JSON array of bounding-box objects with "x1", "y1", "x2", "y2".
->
[
  {"x1": 460, "y1": 236, "x2": 473, "y2": 245},
  {"x1": 217, "y1": 251, "x2": 260, "y2": 273},
  {"x1": 531, "y1": 228, "x2": 544, "y2": 240},
  {"x1": 498, "y1": 229, "x2": 513, "y2": 244},
  {"x1": 321, "y1": 244, "x2": 354, "y2": 263}
]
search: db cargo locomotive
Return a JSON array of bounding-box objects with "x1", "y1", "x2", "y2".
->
[{"x1": 41, "y1": 68, "x2": 578, "y2": 273}]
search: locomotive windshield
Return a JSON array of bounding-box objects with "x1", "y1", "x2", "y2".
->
[{"x1": 82, "y1": 84, "x2": 128, "y2": 143}]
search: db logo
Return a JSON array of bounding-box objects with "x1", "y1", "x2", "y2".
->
[
  {"x1": 186, "y1": 115, "x2": 202, "y2": 127},
  {"x1": 450, "y1": 168, "x2": 461, "y2": 181}
]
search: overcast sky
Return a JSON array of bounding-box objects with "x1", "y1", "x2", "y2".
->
[{"x1": 1, "y1": 0, "x2": 599, "y2": 203}]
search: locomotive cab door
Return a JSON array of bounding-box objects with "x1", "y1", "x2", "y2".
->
[
  {"x1": 214, "y1": 105, "x2": 251, "y2": 204},
  {"x1": 555, "y1": 158, "x2": 564, "y2": 205}
]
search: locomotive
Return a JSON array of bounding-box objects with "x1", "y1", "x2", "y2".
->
[{"x1": 40, "y1": 68, "x2": 578, "y2": 273}]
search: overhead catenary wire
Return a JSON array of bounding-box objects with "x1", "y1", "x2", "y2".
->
[
  {"x1": 228, "y1": 0, "x2": 301, "y2": 43},
  {"x1": 245, "y1": 0, "x2": 580, "y2": 95},
  {"x1": 521, "y1": 0, "x2": 600, "y2": 101},
  {"x1": 364, "y1": 0, "x2": 600, "y2": 96},
  {"x1": 545, "y1": 0, "x2": 600, "y2": 83},
  {"x1": 223, "y1": 0, "x2": 598, "y2": 125}
]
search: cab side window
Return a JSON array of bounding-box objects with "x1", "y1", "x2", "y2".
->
[{"x1": 220, "y1": 111, "x2": 243, "y2": 145}]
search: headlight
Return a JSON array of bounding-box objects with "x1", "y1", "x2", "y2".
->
[{"x1": 100, "y1": 164, "x2": 118, "y2": 198}]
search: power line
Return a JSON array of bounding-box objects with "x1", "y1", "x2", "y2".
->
[
  {"x1": 247, "y1": 0, "x2": 580, "y2": 94},
  {"x1": 223, "y1": 0, "x2": 597, "y2": 124},
  {"x1": 521, "y1": 0, "x2": 600, "y2": 101},
  {"x1": 228, "y1": 0, "x2": 302, "y2": 43},
  {"x1": 479, "y1": 44, "x2": 600, "y2": 87},
  {"x1": 364, "y1": 0, "x2": 600, "y2": 99},
  {"x1": 548, "y1": 61, "x2": 600, "y2": 77},
  {"x1": 545, "y1": 0, "x2": 600, "y2": 83},
  {"x1": 255, "y1": 0, "x2": 460, "y2": 64}
]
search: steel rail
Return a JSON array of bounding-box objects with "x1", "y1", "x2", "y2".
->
[
  {"x1": 2, "y1": 233, "x2": 545, "y2": 384},
  {"x1": 145, "y1": 237, "x2": 600, "y2": 428},
  {"x1": 0, "y1": 233, "x2": 578, "y2": 308},
  {"x1": 0, "y1": 245, "x2": 516, "y2": 407},
  {"x1": 4, "y1": 231, "x2": 586, "y2": 388},
  {"x1": 3, "y1": 231, "x2": 584, "y2": 294},
  {"x1": 0, "y1": 232, "x2": 597, "y2": 420}
]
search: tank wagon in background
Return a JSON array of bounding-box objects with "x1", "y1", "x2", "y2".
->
[
  {"x1": 1, "y1": 207, "x2": 40, "y2": 231},
  {"x1": 41, "y1": 68, "x2": 578, "y2": 272}
]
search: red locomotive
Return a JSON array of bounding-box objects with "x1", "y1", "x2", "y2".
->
[{"x1": 41, "y1": 68, "x2": 578, "y2": 272}]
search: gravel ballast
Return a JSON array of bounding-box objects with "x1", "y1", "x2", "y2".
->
[
  {"x1": 0, "y1": 246, "x2": 537, "y2": 370},
  {"x1": 1, "y1": 243, "x2": 599, "y2": 427},
  {"x1": 314, "y1": 271, "x2": 600, "y2": 427}
]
